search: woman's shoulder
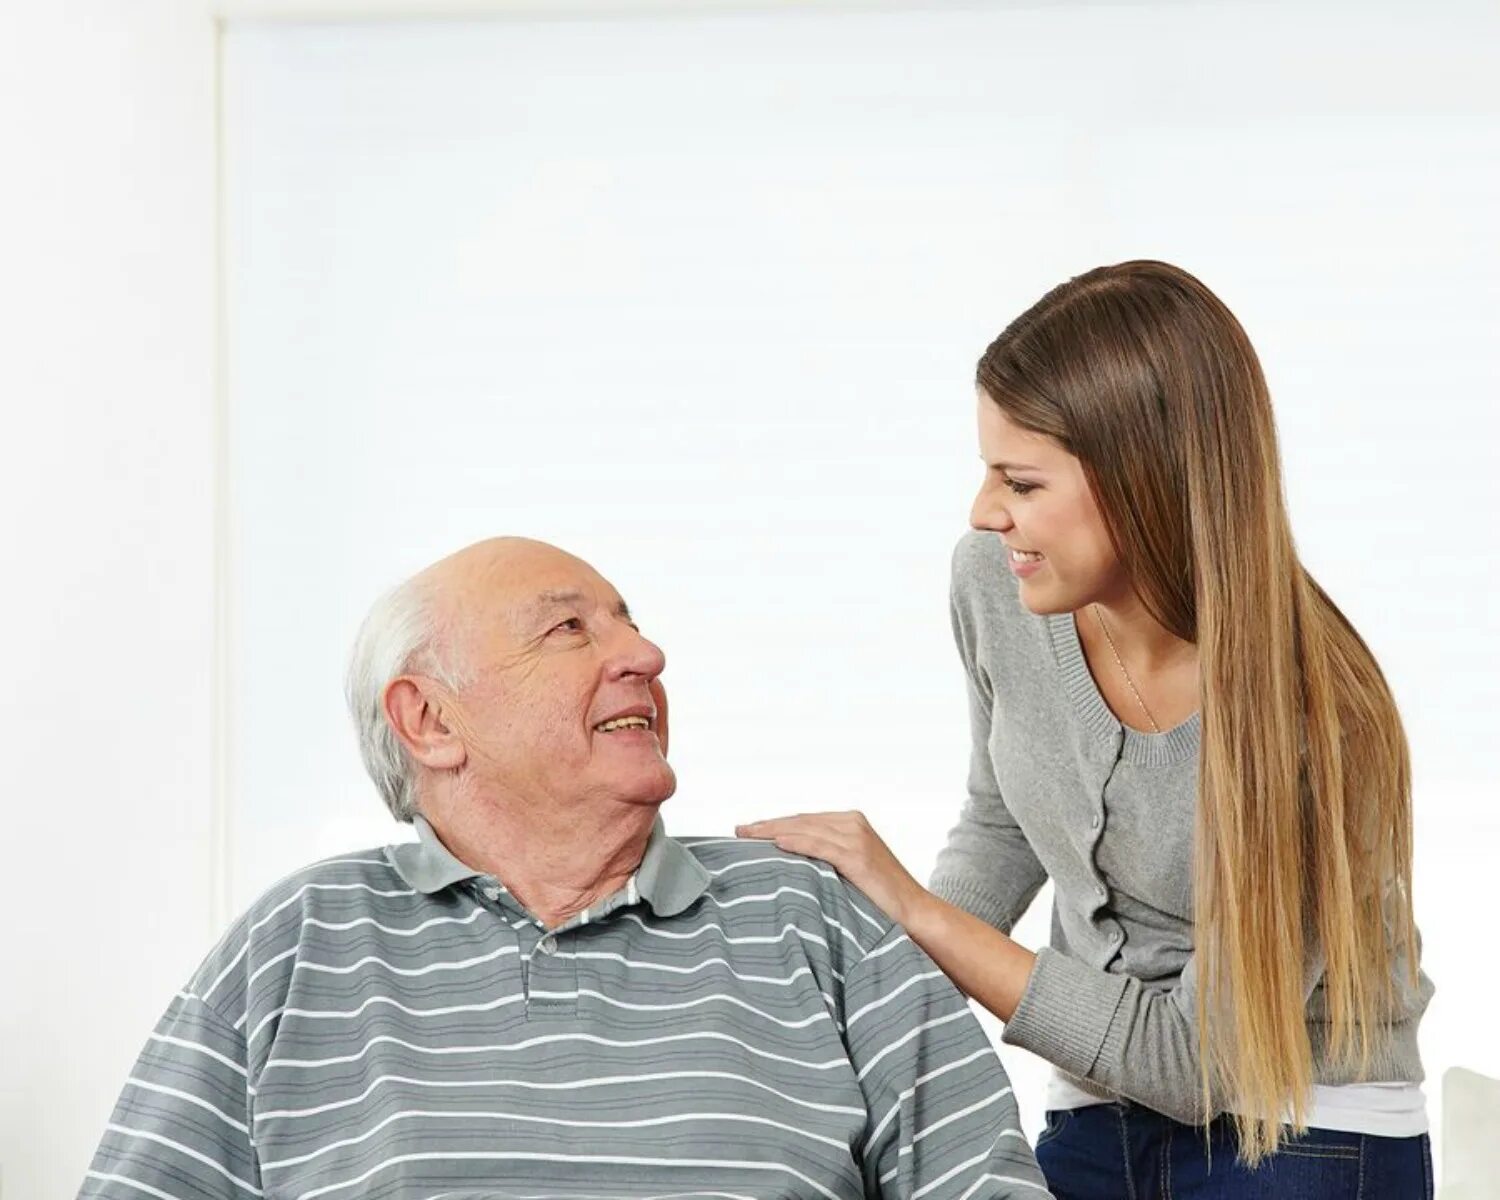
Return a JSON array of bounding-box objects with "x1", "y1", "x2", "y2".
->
[
  {"x1": 950, "y1": 529, "x2": 1026, "y2": 630},
  {"x1": 949, "y1": 529, "x2": 1057, "y2": 683}
]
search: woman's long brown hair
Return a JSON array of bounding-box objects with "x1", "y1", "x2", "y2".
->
[{"x1": 978, "y1": 260, "x2": 1418, "y2": 1162}]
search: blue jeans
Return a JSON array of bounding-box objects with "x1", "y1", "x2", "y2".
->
[{"x1": 1036, "y1": 1101, "x2": 1433, "y2": 1199}]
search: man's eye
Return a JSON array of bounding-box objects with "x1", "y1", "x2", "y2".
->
[{"x1": 551, "y1": 618, "x2": 585, "y2": 634}]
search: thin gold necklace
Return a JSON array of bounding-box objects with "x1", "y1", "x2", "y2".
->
[{"x1": 1092, "y1": 604, "x2": 1162, "y2": 734}]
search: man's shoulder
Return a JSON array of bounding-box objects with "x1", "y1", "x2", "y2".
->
[
  {"x1": 673, "y1": 835, "x2": 894, "y2": 956},
  {"x1": 239, "y1": 845, "x2": 411, "y2": 925},
  {"x1": 185, "y1": 845, "x2": 414, "y2": 1011}
]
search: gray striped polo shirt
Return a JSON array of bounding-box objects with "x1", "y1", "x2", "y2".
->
[{"x1": 81, "y1": 815, "x2": 1050, "y2": 1199}]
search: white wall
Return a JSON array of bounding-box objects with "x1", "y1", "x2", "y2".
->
[
  {"x1": 0, "y1": 4, "x2": 218, "y2": 1198},
  {"x1": 4, "y1": 3, "x2": 1497, "y2": 1196}
]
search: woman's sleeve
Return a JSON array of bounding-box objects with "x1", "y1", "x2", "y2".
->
[
  {"x1": 929, "y1": 567, "x2": 1049, "y2": 935},
  {"x1": 1001, "y1": 942, "x2": 1327, "y2": 1124}
]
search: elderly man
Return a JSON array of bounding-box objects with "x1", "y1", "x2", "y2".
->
[{"x1": 81, "y1": 538, "x2": 1050, "y2": 1199}]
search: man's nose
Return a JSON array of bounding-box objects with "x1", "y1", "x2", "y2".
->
[{"x1": 607, "y1": 625, "x2": 667, "y2": 681}]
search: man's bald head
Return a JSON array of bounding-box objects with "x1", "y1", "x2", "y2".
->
[{"x1": 414, "y1": 538, "x2": 615, "y2": 679}]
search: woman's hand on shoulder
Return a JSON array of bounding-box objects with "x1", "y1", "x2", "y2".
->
[{"x1": 735, "y1": 810, "x2": 929, "y2": 931}]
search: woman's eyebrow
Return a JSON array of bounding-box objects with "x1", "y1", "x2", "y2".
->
[{"x1": 980, "y1": 455, "x2": 1044, "y2": 472}]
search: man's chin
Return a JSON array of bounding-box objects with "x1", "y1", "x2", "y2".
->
[{"x1": 616, "y1": 765, "x2": 677, "y2": 808}]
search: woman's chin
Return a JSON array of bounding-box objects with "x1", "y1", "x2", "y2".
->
[{"x1": 1015, "y1": 578, "x2": 1068, "y2": 615}]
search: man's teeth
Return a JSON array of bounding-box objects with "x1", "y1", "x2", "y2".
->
[
  {"x1": 1011, "y1": 549, "x2": 1044, "y2": 563},
  {"x1": 596, "y1": 716, "x2": 650, "y2": 732}
]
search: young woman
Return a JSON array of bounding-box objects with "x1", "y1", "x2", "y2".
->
[{"x1": 739, "y1": 261, "x2": 1434, "y2": 1197}]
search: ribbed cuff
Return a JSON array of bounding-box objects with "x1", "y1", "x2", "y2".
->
[
  {"x1": 1001, "y1": 946, "x2": 1130, "y2": 1081},
  {"x1": 929, "y1": 874, "x2": 1015, "y2": 933}
]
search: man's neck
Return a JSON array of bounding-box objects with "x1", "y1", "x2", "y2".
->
[{"x1": 422, "y1": 793, "x2": 659, "y2": 931}]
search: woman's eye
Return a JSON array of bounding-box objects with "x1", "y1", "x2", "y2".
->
[{"x1": 1004, "y1": 479, "x2": 1038, "y2": 496}]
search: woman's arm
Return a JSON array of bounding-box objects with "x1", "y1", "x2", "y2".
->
[
  {"x1": 735, "y1": 808, "x2": 1329, "y2": 1125},
  {"x1": 927, "y1": 657, "x2": 1052, "y2": 935},
  {"x1": 905, "y1": 886, "x2": 1038, "y2": 1019}
]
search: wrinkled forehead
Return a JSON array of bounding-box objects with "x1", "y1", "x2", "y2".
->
[
  {"x1": 440, "y1": 542, "x2": 628, "y2": 642},
  {"x1": 508, "y1": 574, "x2": 632, "y2": 632}
]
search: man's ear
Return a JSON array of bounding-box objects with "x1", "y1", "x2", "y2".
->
[
  {"x1": 383, "y1": 676, "x2": 467, "y2": 771},
  {"x1": 649, "y1": 676, "x2": 669, "y2": 757}
]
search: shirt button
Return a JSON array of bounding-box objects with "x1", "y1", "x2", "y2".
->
[
  {"x1": 1096, "y1": 884, "x2": 1108, "y2": 901},
  {"x1": 1090, "y1": 814, "x2": 1102, "y2": 831},
  {"x1": 482, "y1": 886, "x2": 500, "y2": 901},
  {"x1": 538, "y1": 935, "x2": 557, "y2": 955}
]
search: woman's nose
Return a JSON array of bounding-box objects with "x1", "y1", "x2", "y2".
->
[{"x1": 970, "y1": 490, "x2": 1013, "y2": 532}]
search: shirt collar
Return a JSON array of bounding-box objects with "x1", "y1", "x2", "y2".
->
[
  {"x1": 633, "y1": 816, "x2": 712, "y2": 917},
  {"x1": 388, "y1": 815, "x2": 482, "y2": 894},
  {"x1": 387, "y1": 812, "x2": 710, "y2": 918}
]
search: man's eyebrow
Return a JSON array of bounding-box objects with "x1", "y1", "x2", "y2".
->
[
  {"x1": 533, "y1": 589, "x2": 584, "y2": 609},
  {"x1": 514, "y1": 589, "x2": 582, "y2": 625},
  {"x1": 520, "y1": 590, "x2": 634, "y2": 623}
]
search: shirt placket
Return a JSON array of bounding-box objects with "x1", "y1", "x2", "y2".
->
[
  {"x1": 1091, "y1": 736, "x2": 1127, "y2": 965},
  {"x1": 523, "y1": 920, "x2": 580, "y2": 1020},
  {"x1": 473, "y1": 875, "x2": 583, "y2": 1021}
]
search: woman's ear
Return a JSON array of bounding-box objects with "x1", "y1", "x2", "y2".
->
[
  {"x1": 649, "y1": 676, "x2": 669, "y2": 757},
  {"x1": 383, "y1": 676, "x2": 467, "y2": 771}
]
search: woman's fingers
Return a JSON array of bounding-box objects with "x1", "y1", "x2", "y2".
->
[
  {"x1": 737, "y1": 820, "x2": 841, "y2": 856},
  {"x1": 736, "y1": 814, "x2": 877, "y2": 875},
  {"x1": 736, "y1": 811, "x2": 866, "y2": 838}
]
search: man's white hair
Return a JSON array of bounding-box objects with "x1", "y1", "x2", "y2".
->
[{"x1": 344, "y1": 573, "x2": 466, "y2": 822}]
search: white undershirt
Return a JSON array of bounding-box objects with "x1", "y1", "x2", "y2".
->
[{"x1": 1046, "y1": 1071, "x2": 1429, "y2": 1137}]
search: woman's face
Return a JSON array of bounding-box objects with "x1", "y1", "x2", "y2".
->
[{"x1": 970, "y1": 391, "x2": 1127, "y2": 614}]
